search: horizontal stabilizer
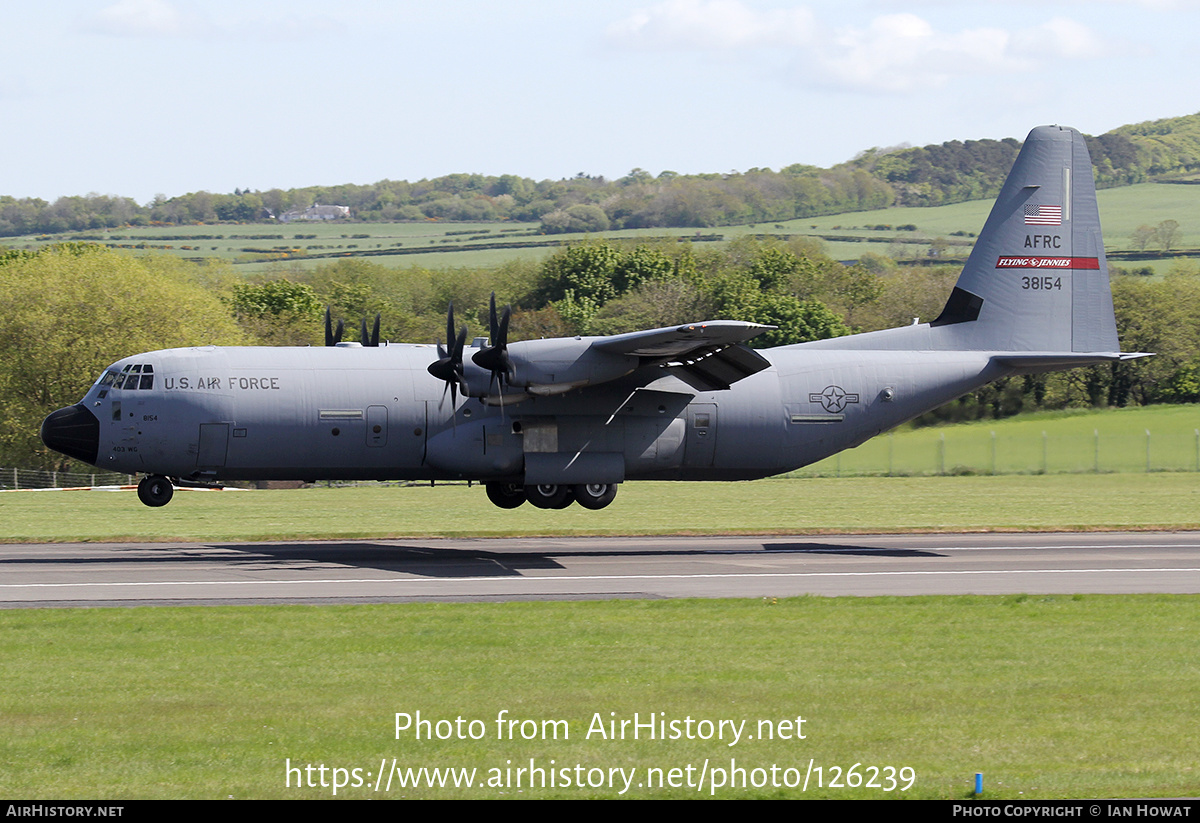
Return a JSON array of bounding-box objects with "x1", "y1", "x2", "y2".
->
[{"x1": 993, "y1": 351, "x2": 1153, "y2": 374}]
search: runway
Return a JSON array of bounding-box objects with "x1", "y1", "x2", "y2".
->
[{"x1": 2, "y1": 532, "x2": 1198, "y2": 607}]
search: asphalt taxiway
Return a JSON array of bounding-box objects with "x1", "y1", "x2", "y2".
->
[{"x1": 1, "y1": 532, "x2": 1198, "y2": 607}]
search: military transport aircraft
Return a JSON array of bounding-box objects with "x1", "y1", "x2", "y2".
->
[{"x1": 40, "y1": 126, "x2": 1144, "y2": 511}]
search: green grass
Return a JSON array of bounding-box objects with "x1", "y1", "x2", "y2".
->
[
  {"x1": 1, "y1": 595, "x2": 1196, "y2": 798},
  {"x1": 778, "y1": 182, "x2": 1200, "y2": 255},
  {"x1": 9, "y1": 180, "x2": 1196, "y2": 272},
  {"x1": 2, "y1": 473, "x2": 1198, "y2": 543},
  {"x1": 801, "y1": 404, "x2": 1200, "y2": 477}
]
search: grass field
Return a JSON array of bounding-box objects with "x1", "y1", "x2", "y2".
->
[
  {"x1": 3, "y1": 473, "x2": 1198, "y2": 543},
  {"x1": 6, "y1": 181, "x2": 1198, "y2": 273},
  {"x1": 2, "y1": 595, "x2": 1196, "y2": 798},
  {"x1": 799, "y1": 404, "x2": 1200, "y2": 477}
]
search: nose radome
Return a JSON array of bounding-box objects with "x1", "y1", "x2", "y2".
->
[{"x1": 40, "y1": 404, "x2": 100, "y2": 465}]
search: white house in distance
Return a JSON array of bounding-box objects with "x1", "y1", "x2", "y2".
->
[{"x1": 278, "y1": 204, "x2": 351, "y2": 222}]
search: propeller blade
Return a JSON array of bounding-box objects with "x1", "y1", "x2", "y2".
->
[
  {"x1": 427, "y1": 303, "x2": 468, "y2": 409},
  {"x1": 360, "y1": 318, "x2": 370, "y2": 347},
  {"x1": 472, "y1": 292, "x2": 514, "y2": 388},
  {"x1": 370, "y1": 313, "x2": 381, "y2": 347},
  {"x1": 324, "y1": 307, "x2": 347, "y2": 346},
  {"x1": 453, "y1": 323, "x2": 467, "y2": 360},
  {"x1": 324, "y1": 307, "x2": 345, "y2": 347},
  {"x1": 497, "y1": 306, "x2": 510, "y2": 351}
]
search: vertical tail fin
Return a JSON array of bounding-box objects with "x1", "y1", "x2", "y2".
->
[{"x1": 930, "y1": 125, "x2": 1118, "y2": 353}]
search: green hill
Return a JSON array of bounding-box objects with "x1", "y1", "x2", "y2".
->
[{"x1": 5, "y1": 113, "x2": 1200, "y2": 240}]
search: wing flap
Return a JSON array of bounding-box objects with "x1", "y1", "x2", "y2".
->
[
  {"x1": 671, "y1": 343, "x2": 772, "y2": 391},
  {"x1": 591, "y1": 321, "x2": 774, "y2": 357}
]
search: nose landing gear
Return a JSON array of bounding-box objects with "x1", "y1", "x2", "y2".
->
[
  {"x1": 485, "y1": 482, "x2": 527, "y2": 509},
  {"x1": 137, "y1": 475, "x2": 174, "y2": 507}
]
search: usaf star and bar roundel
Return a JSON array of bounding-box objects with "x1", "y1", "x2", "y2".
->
[{"x1": 809, "y1": 385, "x2": 860, "y2": 414}]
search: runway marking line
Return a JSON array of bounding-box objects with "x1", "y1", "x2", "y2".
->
[{"x1": 3, "y1": 566, "x2": 1200, "y2": 590}]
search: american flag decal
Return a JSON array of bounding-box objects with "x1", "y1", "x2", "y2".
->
[{"x1": 1024, "y1": 204, "x2": 1062, "y2": 225}]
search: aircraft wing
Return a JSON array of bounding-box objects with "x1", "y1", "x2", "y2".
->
[
  {"x1": 592, "y1": 320, "x2": 777, "y2": 392},
  {"x1": 455, "y1": 319, "x2": 776, "y2": 399},
  {"x1": 591, "y1": 320, "x2": 774, "y2": 357}
]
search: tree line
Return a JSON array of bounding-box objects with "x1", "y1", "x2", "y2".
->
[{"x1": 4, "y1": 114, "x2": 1200, "y2": 238}]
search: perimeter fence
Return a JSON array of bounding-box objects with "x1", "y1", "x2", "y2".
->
[
  {"x1": 791, "y1": 428, "x2": 1200, "y2": 478},
  {"x1": 1, "y1": 467, "x2": 135, "y2": 491},
  {"x1": 0, "y1": 469, "x2": 459, "y2": 491}
]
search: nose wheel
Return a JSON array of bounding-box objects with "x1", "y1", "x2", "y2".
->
[{"x1": 137, "y1": 475, "x2": 174, "y2": 507}]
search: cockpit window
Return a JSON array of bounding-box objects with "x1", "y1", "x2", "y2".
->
[{"x1": 107, "y1": 363, "x2": 154, "y2": 391}]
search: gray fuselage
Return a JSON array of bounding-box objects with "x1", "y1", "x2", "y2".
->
[{"x1": 78, "y1": 340, "x2": 1006, "y2": 484}]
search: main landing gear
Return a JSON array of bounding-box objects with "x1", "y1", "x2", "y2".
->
[
  {"x1": 485, "y1": 482, "x2": 527, "y2": 509},
  {"x1": 484, "y1": 482, "x2": 618, "y2": 510},
  {"x1": 137, "y1": 474, "x2": 174, "y2": 507}
]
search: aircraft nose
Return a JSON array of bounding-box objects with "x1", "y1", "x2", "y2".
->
[{"x1": 40, "y1": 404, "x2": 100, "y2": 465}]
